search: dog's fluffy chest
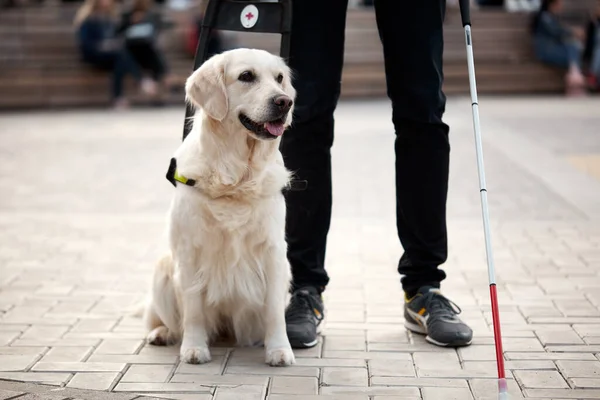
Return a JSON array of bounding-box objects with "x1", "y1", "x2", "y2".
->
[
  {"x1": 174, "y1": 185, "x2": 284, "y2": 230},
  {"x1": 169, "y1": 188, "x2": 286, "y2": 309}
]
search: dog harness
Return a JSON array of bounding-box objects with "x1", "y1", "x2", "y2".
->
[{"x1": 165, "y1": 158, "x2": 307, "y2": 192}]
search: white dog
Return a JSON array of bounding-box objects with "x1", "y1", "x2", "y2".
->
[{"x1": 143, "y1": 48, "x2": 297, "y2": 366}]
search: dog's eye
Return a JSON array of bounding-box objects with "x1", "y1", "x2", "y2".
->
[
  {"x1": 238, "y1": 71, "x2": 255, "y2": 82},
  {"x1": 276, "y1": 73, "x2": 284, "y2": 84}
]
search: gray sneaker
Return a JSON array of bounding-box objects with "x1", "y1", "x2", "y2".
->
[
  {"x1": 404, "y1": 286, "x2": 473, "y2": 347},
  {"x1": 285, "y1": 286, "x2": 324, "y2": 349}
]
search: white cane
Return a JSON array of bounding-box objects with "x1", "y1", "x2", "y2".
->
[{"x1": 457, "y1": 0, "x2": 509, "y2": 398}]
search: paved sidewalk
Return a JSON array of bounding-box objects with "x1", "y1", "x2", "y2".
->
[{"x1": 0, "y1": 97, "x2": 599, "y2": 400}]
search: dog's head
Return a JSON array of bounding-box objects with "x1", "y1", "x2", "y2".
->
[{"x1": 185, "y1": 48, "x2": 296, "y2": 141}]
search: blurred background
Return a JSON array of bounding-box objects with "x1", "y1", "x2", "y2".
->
[{"x1": 1, "y1": 0, "x2": 599, "y2": 109}]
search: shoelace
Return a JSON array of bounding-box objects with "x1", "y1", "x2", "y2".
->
[
  {"x1": 286, "y1": 290, "x2": 322, "y2": 323},
  {"x1": 423, "y1": 291, "x2": 462, "y2": 320}
]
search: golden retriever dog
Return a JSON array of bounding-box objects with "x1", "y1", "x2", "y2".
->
[{"x1": 143, "y1": 48, "x2": 296, "y2": 366}]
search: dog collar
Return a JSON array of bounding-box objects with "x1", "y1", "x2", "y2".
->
[
  {"x1": 166, "y1": 158, "x2": 196, "y2": 187},
  {"x1": 165, "y1": 157, "x2": 307, "y2": 192}
]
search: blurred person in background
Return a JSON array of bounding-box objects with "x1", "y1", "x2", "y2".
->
[
  {"x1": 530, "y1": 0, "x2": 587, "y2": 95},
  {"x1": 118, "y1": 0, "x2": 175, "y2": 98},
  {"x1": 584, "y1": 0, "x2": 600, "y2": 89},
  {"x1": 74, "y1": 0, "x2": 157, "y2": 109}
]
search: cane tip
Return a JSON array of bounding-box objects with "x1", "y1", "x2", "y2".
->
[{"x1": 498, "y1": 378, "x2": 510, "y2": 399}]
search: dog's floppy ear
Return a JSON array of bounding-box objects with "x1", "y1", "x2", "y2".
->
[{"x1": 185, "y1": 55, "x2": 228, "y2": 121}]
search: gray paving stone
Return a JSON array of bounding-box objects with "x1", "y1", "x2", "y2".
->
[
  {"x1": 422, "y1": 387, "x2": 474, "y2": 400},
  {"x1": 322, "y1": 367, "x2": 368, "y2": 386},
  {"x1": 41, "y1": 347, "x2": 92, "y2": 363},
  {"x1": 0, "y1": 373, "x2": 71, "y2": 386},
  {"x1": 212, "y1": 384, "x2": 265, "y2": 400},
  {"x1": 569, "y1": 377, "x2": 600, "y2": 390},
  {"x1": 320, "y1": 386, "x2": 421, "y2": 397},
  {"x1": 86, "y1": 355, "x2": 178, "y2": 365},
  {"x1": 535, "y1": 329, "x2": 585, "y2": 346},
  {"x1": 121, "y1": 365, "x2": 173, "y2": 383},
  {"x1": 113, "y1": 383, "x2": 214, "y2": 393},
  {"x1": 323, "y1": 335, "x2": 366, "y2": 351},
  {"x1": 505, "y1": 352, "x2": 597, "y2": 361},
  {"x1": 556, "y1": 360, "x2": 600, "y2": 378},
  {"x1": 141, "y1": 394, "x2": 211, "y2": 400},
  {"x1": 169, "y1": 374, "x2": 267, "y2": 385},
  {"x1": 0, "y1": 381, "x2": 139, "y2": 399},
  {"x1": 94, "y1": 340, "x2": 144, "y2": 355},
  {"x1": 523, "y1": 388, "x2": 600, "y2": 398},
  {"x1": 370, "y1": 377, "x2": 468, "y2": 388},
  {"x1": 270, "y1": 376, "x2": 318, "y2": 395},
  {"x1": 10, "y1": 394, "x2": 69, "y2": 400},
  {"x1": 0, "y1": 389, "x2": 25, "y2": 400},
  {"x1": 514, "y1": 370, "x2": 570, "y2": 389},
  {"x1": 224, "y1": 365, "x2": 319, "y2": 377},
  {"x1": 269, "y1": 396, "x2": 369, "y2": 400},
  {"x1": 468, "y1": 379, "x2": 523, "y2": 399},
  {"x1": 31, "y1": 362, "x2": 126, "y2": 373},
  {"x1": 0, "y1": 333, "x2": 18, "y2": 348},
  {"x1": 294, "y1": 357, "x2": 365, "y2": 368},
  {"x1": 368, "y1": 359, "x2": 415, "y2": 377},
  {"x1": 67, "y1": 372, "x2": 120, "y2": 391},
  {"x1": 0, "y1": 356, "x2": 40, "y2": 372}
]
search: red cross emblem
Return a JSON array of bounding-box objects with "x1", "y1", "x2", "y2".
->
[{"x1": 241, "y1": 5, "x2": 258, "y2": 28}]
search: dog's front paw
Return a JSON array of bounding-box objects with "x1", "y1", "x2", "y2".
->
[
  {"x1": 181, "y1": 346, "x2": 211, "y2": 364},
  {"x1": 265, "y1": 347, "x2": 295, "y2": 367}
]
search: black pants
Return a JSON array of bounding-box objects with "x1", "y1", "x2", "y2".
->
[{"x1": 281, "y1": 0, "x2": 450, "y2": 296}]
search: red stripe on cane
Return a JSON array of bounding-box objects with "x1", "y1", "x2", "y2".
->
[{"x1": 489, "y1": 284, "x2": 505, "y2": 379}]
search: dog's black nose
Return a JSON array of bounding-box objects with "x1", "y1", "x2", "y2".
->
[{"x1": 273, "y1": 96, "x2": 293, "y2": 112}]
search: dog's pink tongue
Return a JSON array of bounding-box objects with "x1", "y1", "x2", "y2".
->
[{"x1": 264, "y1": 122, "x2": 285, "y2": 136}]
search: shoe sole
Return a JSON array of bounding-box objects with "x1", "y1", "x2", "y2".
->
[
  {"x1": 288, "y1": 338, "x2": 318, "y2": 349},
  {"x1": 286, "y1": 303, "x2": 324, "y2": 350},
  {"x1": 288, "y1": 321, "x2": 323, "y2": 349},
  {"x1": 404, "y1": 321, "x2": 472, "y2": 347}
]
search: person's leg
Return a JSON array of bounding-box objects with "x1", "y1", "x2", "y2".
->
[
  {"x1": 534, "y1": 40, "x2": 577, "y2": 68},
  {"x1": 128, "y1": 43, "x2": 168, "y2": 81},
  {"x1": 111, "y1": 48, "x2": 144, "y2": 100},
  {"x1": 280, "y1": 0, "x2": 348, "y2": 348},
  {"x1": 281, "y1": 0, "x2": 348, "y2": 292},
  {"x1": 565, "y1": 40, "x2": 583, "y2": 68},
  {"x1": 118, "y1": 47, "x2": 159, "y2": 100},
  {"x1": 374, "y1": 0, "x2": 449, "y2": 296},
  {"x1": 562, "y1": 41, "x2": 587, "y2": 95},
  {"x1": 111, "y1": 55, "x2": 127, "y2": 101},
  {"x1": 150, "y1": 47, "x2": 169, "y2": 82},
  {"x1": 374, "y1": 0, "x2": 472, "y2": 347},
  {"x1": 85, "y1": 51, "x2": 121, "y2": 100},
  {"x1": 140, "y1": 44, "x2": 172, "y2": 101},
  {"x1": 533, "y1": 40, "x2": 586, "y2": 95}
]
